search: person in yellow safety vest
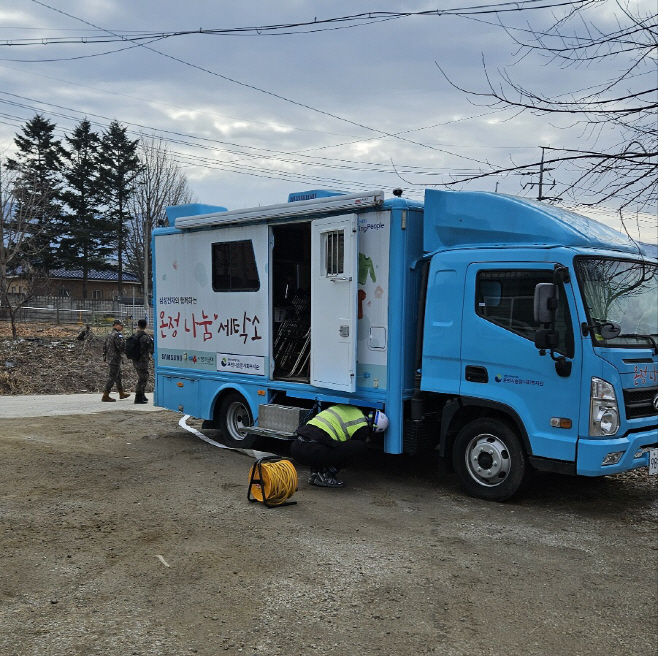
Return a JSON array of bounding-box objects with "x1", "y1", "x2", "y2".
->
[{"x1": 291, "y1": 404, "x2": 389, "y2": 487}]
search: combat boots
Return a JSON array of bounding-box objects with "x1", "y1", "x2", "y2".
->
[
  {"x1": 308, "y1": 467, "x2": 320, "y2": 485},
  {"x1": 134, "y1": 393, "x2": 148, "y2": 404},
  {"x1": 118, "y1": 388, "x2": 131, "y2": 399},
  {"x1": 310, "y1": 467, "x2": 344, "y2": 488},
  {"x1": 101, "y1": 391, "x2": 116, "y2": 402}
]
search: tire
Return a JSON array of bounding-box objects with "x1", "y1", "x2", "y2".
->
[
  {"x1": 217, "y1": 392, "x2": 255, "y2": 448},
  {"x1": 452, "y1": 418, "x2": 530, "y2": 501}
]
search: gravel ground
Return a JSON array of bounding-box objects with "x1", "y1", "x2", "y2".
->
[
  {"x1": 0, "y1": 321, "x2": 656, "y2": 655},
  {"x1": 0, "y1": 409, "x2": 656, "y2": 656}
]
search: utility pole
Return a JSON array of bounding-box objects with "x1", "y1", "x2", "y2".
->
[
  {"x1": 538, "y1": 147, "x2": 547, "y2": 201},
  {"x1": 518, "y1": 146, "x2": 561, "y2": 202},
  {"x1": 143, "y1": 218, "x2": 150, "y2": 324}
]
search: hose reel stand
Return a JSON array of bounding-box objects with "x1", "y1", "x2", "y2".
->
[{"x1": 248, "y1": 456, "x2": 298, "y2": 508}]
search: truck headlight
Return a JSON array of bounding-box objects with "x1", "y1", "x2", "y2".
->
[{"x1": 589, "y1": 377, "x2": 619, "y2": 437}]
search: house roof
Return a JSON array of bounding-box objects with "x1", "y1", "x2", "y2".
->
[
  {"x1": 48, "y1": 269, "x2": 140, "y2": 283},
  {"x1": 12, "y1": 267, "x2": 140, "y2": 283}
]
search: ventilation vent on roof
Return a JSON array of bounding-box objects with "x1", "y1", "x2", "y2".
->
[{"x1": 287, "y1": 190, "x2": 346, "y2": 203}]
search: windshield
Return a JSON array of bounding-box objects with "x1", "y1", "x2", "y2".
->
[{"x1": 576, "y1": 257, "x2": 658, "y2": 348}]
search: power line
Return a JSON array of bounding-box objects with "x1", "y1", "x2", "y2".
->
[
  {"x1": 7, "y1": 92, "x2": 645, "y2": 207},
  {"x1": 0, "y1": 62, "x2": 531, "y2": 157},
  {"x1": 26, "y1": 1, "x2": 487, "y2": 164},
  {"x1": 19, "y1": 1, "x2": 592, "y2": 171},
  {"x1": 10, "y1": 2, "x2": 498, "y2": 170},
  {"x1": 7, "y1": 2, "x2": 595, "y2": 47},
  {"x1": 11, "y1": 2, "x2": 648, "y2": 211},
  {"x1": 3, "y1": 89, "x2": 647, "y2": 209},
  {"x1": 0, "y1": 93, "x2": 486, "y2": 180},
  {"x1": 0, "y1": 63, "x2": 366, "y2": 140}
]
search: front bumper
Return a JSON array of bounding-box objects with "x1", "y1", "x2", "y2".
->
[{"x1": 577, "y1": 430, "x2": 658, "y2": 476}]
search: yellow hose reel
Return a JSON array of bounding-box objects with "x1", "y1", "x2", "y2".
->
[{"x1": 248, "y1": 456, "x2": 298, "y2": 508}]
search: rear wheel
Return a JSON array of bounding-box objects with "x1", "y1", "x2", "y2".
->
[
  {"x1": 452, "y1": 418, "x2": 530, "y2": 501},
  {"x1": 217, "y1": 392, "x2": 255, "y2": 448}
]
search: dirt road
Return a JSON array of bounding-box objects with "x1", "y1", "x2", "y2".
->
[{"x1": 0, "y1": 406, "x2": 656, "y2": 656}]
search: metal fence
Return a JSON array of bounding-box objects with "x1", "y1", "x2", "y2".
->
[{"x1": 1, "y1": 295, "x2": 154, "y2": 329}]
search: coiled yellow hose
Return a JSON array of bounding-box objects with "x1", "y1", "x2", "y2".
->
[{"x1": 248, "y1": 458, "x2": 298, "y2": 507}]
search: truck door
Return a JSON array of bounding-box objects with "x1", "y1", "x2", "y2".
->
[
  {"x1": 311, "y1": 214, "x2": 358, "y2": 392},
  {"x1": 462, "y1": 262, "x2": 582, "y2": 462}
]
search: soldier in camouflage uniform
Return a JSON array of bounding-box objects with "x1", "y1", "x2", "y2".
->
[
  {"x1": 132, "y1": 319, "x2": 154, "y2": 404},
  {"x1": 101, "y1": 320, "x2": 131, "y2": 402}
]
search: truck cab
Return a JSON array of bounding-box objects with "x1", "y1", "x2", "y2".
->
[{"x1": 418, "y1": 191, "x2": 658, "y2": 499}]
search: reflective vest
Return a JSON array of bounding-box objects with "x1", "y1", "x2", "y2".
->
[{"x1": 306, "y1": 405, "x2": 369, "y2": 442}]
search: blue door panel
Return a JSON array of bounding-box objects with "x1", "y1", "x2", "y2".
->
[{"x1": 461, "y1": 262, "x2": 583, "y2": 461}]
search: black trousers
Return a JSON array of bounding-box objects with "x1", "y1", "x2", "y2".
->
[{"x1": 290, "y1": 438, "x2": 367, "y2": 470}]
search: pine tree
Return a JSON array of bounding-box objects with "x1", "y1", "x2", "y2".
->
[
  {"x1": 60, "y1": 119, "x2": 114, "y2": 298},
  {"x1": 5, "y1": 114, "x2": 65, "y2": 271},
  {"x1": 98, "y1": 121, "x2": 141, "y2": 297}
]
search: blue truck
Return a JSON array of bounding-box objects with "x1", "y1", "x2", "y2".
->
[{"x1": 152, "y1": 188, "x2": 658, "y2": 500}]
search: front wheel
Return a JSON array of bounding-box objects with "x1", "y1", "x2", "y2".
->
[
  {"x1": 217, "y1": 392, "x2": 255, "y2": 448},
  {"x1": 452, "y1": 418, "x2": 530, "y2": 501}
]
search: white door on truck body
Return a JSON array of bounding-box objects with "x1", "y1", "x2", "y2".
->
[{"x1": 311, "y1": 214, "x2": 358, "y2": 392}]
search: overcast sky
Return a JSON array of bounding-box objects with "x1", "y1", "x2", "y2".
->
[{"x1": 0, "y1": 1, "x2": 655, "y2": 244}]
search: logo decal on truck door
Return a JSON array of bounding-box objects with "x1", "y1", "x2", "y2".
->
[{"x1": 494, "y1": 374, "x2": 544, "y2": 387}]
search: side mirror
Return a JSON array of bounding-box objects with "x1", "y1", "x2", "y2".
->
[
  {"x1": 534, "y1": 283, "x2": 559, "y2": 324},
  {"x1": 581, "y1": 320, "x2": 622, "y2": 340},
  {"x1": 599, "y1": 322, "x2": 621, "y2": 340}
]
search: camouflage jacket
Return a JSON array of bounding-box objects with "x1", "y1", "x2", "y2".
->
[{"x1": 103, "y1": 329, "x2": 125, "y2": 364}]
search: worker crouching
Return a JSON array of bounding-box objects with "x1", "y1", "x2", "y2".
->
[{"x1": 291, "y1": 405, "x2": 389, "y2": 488}]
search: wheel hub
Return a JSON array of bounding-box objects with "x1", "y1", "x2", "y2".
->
[
  {"x1": 466, "y1": 434, "x2": 511, "y2": 487},
  {"x1": 227, "y1": 402, "x2": 249, "y2": 441}
]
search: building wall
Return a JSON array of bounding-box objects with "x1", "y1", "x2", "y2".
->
[{"x1": 8, "y1": 278, "x2": 141, "y2": 300}]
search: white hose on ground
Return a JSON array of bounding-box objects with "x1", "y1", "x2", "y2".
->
[{"x1": 178, "y1": 415, "x2": 272, "y2": 460}]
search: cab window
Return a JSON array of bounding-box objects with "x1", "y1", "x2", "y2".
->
[{"x1": 476, "y1": 269, "x2": 574, "y2": 356}]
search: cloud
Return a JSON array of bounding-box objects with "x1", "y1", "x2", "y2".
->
[{"x1": 0, "y1": 1, "x2": 654, "y2": 240}]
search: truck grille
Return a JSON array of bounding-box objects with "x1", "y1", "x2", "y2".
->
[{"x1": 623, "y1": 386, "x2": 658, "y2": 420}]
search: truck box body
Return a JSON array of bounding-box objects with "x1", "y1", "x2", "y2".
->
[{"x1": 153, "y1": 188, "x2": 658, "y2": 500}]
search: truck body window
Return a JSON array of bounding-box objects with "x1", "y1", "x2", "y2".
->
[
  {"x1": 212, "y1": 240, "x2": 260, "y2": 292},
  {"x1": 476, "y1": 269, "x2": 574, "y2": 356},
  {"x1": 325, "y1": 230, "x2": 344, "y2": 276}
]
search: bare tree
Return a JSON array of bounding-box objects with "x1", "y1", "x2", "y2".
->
[
  {"x1": 0, "y1": 164, "x2": 51, "y2": 339},
  {"x1": 437, "y1": 0, "x2": 657, "y2": 214},
  {"x1": 127, "y1": 135, "x2": 195, "y2": 318}
]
